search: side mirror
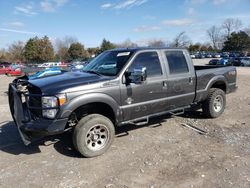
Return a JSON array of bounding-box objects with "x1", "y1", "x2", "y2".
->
[{"x1": 128, "y1": 66, "x2": 147, "y2": 84}]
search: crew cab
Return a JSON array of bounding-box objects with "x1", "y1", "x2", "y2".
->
[{"x1": 8, "y1": 48, "x2": 237, "y2": 157}]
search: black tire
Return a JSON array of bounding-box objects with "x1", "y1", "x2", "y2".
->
[
  {"x1": 202, "y1": 88, "x2": 226, "y2": 118},
  {"x1": 73, "y1": 114, "x2": 115, "y2": 158}
]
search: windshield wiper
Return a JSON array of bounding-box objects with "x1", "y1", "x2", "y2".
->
[{"x1": 83, "y1": 70, "x2": 102, "y2": 76}]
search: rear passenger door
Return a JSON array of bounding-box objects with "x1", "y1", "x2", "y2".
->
[{"x1": 163, "y1": 50, "x2": 196, "y2": 110}]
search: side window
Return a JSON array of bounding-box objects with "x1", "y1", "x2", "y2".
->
[
  {"x1": 165, "y1": 51, "x2": 189, "y2": 74},
  {"x1": 129, "y1": 52, "x2": 162, "y2": 77}
]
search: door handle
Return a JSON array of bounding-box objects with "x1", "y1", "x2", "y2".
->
[
  {"x1": 163, "y1": 81, "x2": 168, "y2": 88},
  {"x1": 189, "y1": 77, "x2": 193, "y2": 84}
]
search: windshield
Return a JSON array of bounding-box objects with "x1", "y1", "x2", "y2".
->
[{"x1": 82, "y1": 51, "x2": 133, "y2": 76}]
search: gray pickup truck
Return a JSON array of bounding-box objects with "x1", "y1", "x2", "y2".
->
[{"x1": 9, "y1": 48, "x2": 237, "y2": 157}]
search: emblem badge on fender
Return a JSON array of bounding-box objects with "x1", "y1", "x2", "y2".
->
[{"x1": 125, "y1": 97, "x2": 133, "y2": 105}]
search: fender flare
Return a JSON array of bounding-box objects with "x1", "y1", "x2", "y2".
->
[
  {"x1": 59, "y1": 93, "x2": 121, "y2": 122},
  {"x1": 205, "y1": 75, "x2": 228, "y2": 92}
]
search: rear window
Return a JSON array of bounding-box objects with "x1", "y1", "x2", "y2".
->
[{"x1": 165, "y1": 51, "x2": 189, "y2": 74}]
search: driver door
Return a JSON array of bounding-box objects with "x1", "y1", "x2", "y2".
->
[{"x1": 120, "y1": 51, "x2": 168, "y2": 121}]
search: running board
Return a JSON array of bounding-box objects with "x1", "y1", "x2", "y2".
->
[
  {"x1": 119, "y1": 106, "x2": 189, "y2": 127},
  {"x1": 129, "y1": 117, "x2": 149, "y2": 126},
  {"x1": 169, "y1": 109, "x2": 185, "y2": 116}
]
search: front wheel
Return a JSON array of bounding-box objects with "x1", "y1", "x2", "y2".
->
[
  {"x1": 202, "y1": 88, "x2": 226, "y2": 118},
  {"x1": 73, "y1": 114, "x2": 115, "y2": 158}
]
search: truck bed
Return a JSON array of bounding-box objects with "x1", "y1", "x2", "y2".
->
[
  {"x1": 194, "y1": 65, "x2": 237, "y2": 102},
  {"x1": 194, "y1": 65, "x2": 229, "y2": 70}
]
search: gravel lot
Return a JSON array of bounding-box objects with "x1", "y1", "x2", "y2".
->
[{"x1": 0, "y1": 59, "x2": 249, "y2": 188}]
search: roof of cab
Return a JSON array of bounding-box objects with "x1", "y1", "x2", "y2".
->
[{"x1": 108, "y1": 47, "x2": 187, "y2": 52}]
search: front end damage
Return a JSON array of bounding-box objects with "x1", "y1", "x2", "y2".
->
[{"x1": 8, "y1": 79, "x2": 68, "y2": 145}]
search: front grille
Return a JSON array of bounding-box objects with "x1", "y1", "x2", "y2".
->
[{"x1": 27, "y1": 84, "x2": 42, "y2": 117}]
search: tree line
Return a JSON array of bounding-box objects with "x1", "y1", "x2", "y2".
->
[
  {"x1": 0, "y1": 37, "x2": 118, "y2": 63},
  {"x1": 207, "y1": 18, "x2": 250, "y2": 51},
  {"x1": 0, "y1": 18, "x2": 250, "y2": 64}
]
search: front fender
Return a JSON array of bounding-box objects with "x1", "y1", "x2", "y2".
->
[{"x1": 59, "y1": 93, "x2": 122, "y2": 122}]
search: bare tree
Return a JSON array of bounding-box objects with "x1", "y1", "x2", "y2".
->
[
  {"x1": 244, "y1": 26, "x2": 250, "y2": 36},
  {"x1": 147, "y1": 39, "x2": 166, "y2": 47},
  {"x1": 117, "y1": 39, "x2": 138, "y2": 48},
  {"x1": 55, "y1": 36, "x2": 77, "y2": 61},
  {"x1": 172, "y1": 32, "x2": 191, "y2": 48},
  {"x1": 8, "y1": 41, "x2": 25, "y2": 62},
  {"x1": 0, "y1": 48, "x2": 6, "y2": 57},
  {"x1": 207, "y1": 26, "x2": 221, "y2": 50},
  {"x1": 0, "y1": 48, "x2": 7, "y2": 61},
  {"x1": 55, "y1": 36, "x2": 77, "y2": 52},
  {"x1": 222, "y1": 18, "x2": 242, "y2": 38}
]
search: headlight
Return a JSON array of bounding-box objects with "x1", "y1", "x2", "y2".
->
[
  {"x1": 42, "y1": 96, "x2": 58, "y2": 119},
  {"x1": 42, "y1": 94, "x2": 67, "y2": 119}
]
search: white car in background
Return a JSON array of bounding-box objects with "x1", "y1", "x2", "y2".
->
[
  {"x1": 38, "y1": 63, "x2": 50, "y2": 68},
  {"x1": 38, "y1": 62, "x2": 62, "y2": 68},
  {"x1": 241, "y1": 57, "x2": 250, "y2": 66},
  {"x1": 214, "y1": 54, "x2": 221, "y2": 58},
  {"x1": 190, "y1": 54, "x2": 195, "y2": 59}
]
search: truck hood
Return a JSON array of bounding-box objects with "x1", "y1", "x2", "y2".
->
[{"x1": 29, "y1": 71, "x2": 111, "y2": 94}]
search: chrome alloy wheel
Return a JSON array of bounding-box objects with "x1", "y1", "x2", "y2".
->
[
  {"x1": 85, "y1": 124, "x2": 109, "y2": 151},
  {"x1": 213, "y1": 95, "x2": 223, "y2": 112}
]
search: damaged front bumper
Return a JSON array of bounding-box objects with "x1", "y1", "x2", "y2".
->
[{"x1": 8, "y1": 83, "x2": 68, "y2": 145}]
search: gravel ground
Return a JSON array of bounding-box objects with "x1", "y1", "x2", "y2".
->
[{"x1": 0, "y1": 59, "x2": 249, "y2": 188}]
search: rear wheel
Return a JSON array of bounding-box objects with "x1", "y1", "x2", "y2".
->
[
  {"x1": 73, "y1": 114, "x2": 115, "y2": 158},
  {"x1": 202, "y1": 88, "x2": 226, "y2": 118}
]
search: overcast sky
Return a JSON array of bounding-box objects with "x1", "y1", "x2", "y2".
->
[{"x1": 0, "y1": 0, "x2": 250, "y2": 48}]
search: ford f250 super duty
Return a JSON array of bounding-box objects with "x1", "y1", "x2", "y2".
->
[{"x1": 8, "y1": 48, "x2": 237, "y2": 157}]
